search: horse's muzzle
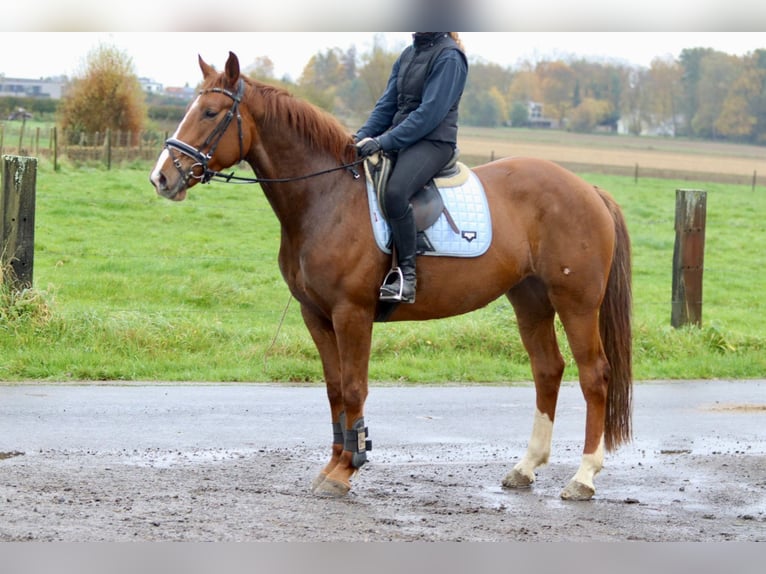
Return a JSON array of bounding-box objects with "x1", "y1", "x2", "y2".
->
[{"x1": 150, "y1": 150, "x2": 190, "y2": 201}]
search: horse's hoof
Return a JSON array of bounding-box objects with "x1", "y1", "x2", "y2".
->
[
  {"x1": 313, "y1": 477, "x2": 351, "y2": 498},
  {"x1": 560, "y1": 479, "x2": 595, "y2": 501},
  {"x1": 311, "y1": 473, "x2": 328, "y2": 492},
  {"x1": 502, "y1": 468, "x2": 534, "y2": 489}
]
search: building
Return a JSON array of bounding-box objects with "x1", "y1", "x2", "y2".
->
[
  {"x1": 162, "y1": 85, "x2": 196, "y2": 100},
  {"x1": 1, "y1": 74, "x2": 193, "y2": 102},
  {"x1": 0, "y1": 76, "x2": 66, "y2": 99},
  {"x1": 139, "y1": 77, "x2": 164, "y2": 94},
  {"x1": 527, "y1": 101, "x2": 559, "y2": 129}
]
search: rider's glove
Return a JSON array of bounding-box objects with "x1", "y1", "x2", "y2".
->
[{"x1": 355, "y1": 137, "x2": 382, "y2": 158}]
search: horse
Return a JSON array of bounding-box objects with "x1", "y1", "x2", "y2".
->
[{"x1": 150, "y1": 52, "x2": 633, "y2": 501}]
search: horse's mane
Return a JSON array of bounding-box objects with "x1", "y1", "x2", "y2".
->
[{"x1": 238, "y1": 76, "x2": 356, "y2": 164}]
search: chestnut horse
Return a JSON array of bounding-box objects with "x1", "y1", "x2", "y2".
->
[{"x1": 150, "y1": 52, "x2": 633, "y2": 501}]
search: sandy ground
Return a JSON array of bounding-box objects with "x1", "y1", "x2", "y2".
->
[
  {"x1": 1, "y1": 382, "x2": 764, "y2": 542},
  {"x1": 457, "y1": 136, "x2": 766, "y2": 177}
]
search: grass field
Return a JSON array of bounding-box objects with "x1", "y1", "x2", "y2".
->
[{"x1": 1, "y1": 132, "x2": 765, "y2": 383}]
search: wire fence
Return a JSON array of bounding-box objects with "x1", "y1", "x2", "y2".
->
[
  {"x1": 0, "y1": 124, "x2": 165, "y2": 166},
  {"x1": 0, "y1": 121, "x2": 763, "y2": 189}
]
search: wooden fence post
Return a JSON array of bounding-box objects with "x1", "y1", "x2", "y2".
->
[
  {"x1": 1, "y1": 155, "x2": 37, "y2": 289},
  {"x1": 105, "y1": 128, "x2": 112, "y2": 170},
  {"x1": 671, "y1": 188, "x2": 706, "y2": 328},
  {"x1": 52, "y1": 126, "x2": 59, "y2": 172},
  {"x1": 17, "y1": 116, "x2": 26, "y2": 153}
]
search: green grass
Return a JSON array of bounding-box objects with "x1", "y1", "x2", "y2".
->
[{"x1": 1, "y1": 160, "x2": 764, "y2": 383}]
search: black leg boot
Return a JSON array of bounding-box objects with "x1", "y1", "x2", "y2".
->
[{"x1": 380, "y1": 206, "x2": 417, "y2": 303}]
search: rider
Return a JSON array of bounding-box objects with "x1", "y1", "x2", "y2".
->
[{"x1": 354, "y1": 32, "x2": 468, "y2": 303}]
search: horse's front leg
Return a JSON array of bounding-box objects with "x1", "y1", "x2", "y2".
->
[
  {"x1": 300, "y1": 306, "x2": 346, "y2": 492},
  {"x1": 302, "y1": 304, "x2": 374, "y2": 497},
  {"x1": 316, "y1": 307, "x2": 374, "y2": 497}
]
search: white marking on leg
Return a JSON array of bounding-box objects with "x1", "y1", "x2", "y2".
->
[
  {"x1": 571, "y1": 437, "x2": 604, "y2": 491},
  {"x1": 513, "y1": 409, "x2": 554, "y2": 482}
]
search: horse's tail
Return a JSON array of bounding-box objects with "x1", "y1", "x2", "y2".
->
[{"x1": 596, "y1": 186, "x2": 633, "y2": 452}]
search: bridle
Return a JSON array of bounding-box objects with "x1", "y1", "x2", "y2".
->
[
  {"x1": 164, "y1": 79, "x2": 246, "y2": 185},
  {"x1": 164, "y1": 78, "x2": 363, "y2": 186}
]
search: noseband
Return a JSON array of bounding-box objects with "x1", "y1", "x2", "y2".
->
[{"x1": 164, "y1": 79, "x2": 246, "y2": 184}]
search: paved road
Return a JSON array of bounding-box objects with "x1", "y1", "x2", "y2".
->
[
  {"x1": 1, "y1": 380, "x2": 764, "y2": 541},
  {"x1": 2, "y1": 380, "x2": 764, "y2": 455}
]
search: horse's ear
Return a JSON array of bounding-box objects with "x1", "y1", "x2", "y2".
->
[
  {"x1": 224, "y1": 52, "x2": 241, "y2": 87},
  {"x1": 198, "y1": 55, "x2": 215, "y2": 79}
]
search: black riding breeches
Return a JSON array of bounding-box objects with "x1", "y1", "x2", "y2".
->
[{"x1": 383, "y1": 139, "x2": 454, "y2": 220}]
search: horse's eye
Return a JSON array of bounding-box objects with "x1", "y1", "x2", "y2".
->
[{"x1": 203, "y1": 109, "x2": 218, "y2": 119}]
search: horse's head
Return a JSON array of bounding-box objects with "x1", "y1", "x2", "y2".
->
[{"x1": 150, "y1": 52, "x2": 248, "y2": 201}]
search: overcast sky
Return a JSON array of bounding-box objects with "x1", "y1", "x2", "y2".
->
[
  {"x1": 2, "y1": 32, "x2": 764, "y2": 88},
  {"x1": 2, "y1": 0, "x2": 765, "y2": 87}
]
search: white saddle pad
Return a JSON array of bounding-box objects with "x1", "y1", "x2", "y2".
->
[{"x1": 366, "y1": 168, "x2": 492, "y2": 258}]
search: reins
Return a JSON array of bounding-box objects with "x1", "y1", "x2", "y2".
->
[{"x1": 204, "y1": 157, "x2": 364, "y2": 185}]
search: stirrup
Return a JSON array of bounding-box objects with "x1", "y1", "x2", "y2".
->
[{"x1": 379, "y1": 267, "x2": 414, "y2": 303}]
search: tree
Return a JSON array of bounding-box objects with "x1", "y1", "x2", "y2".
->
[
  {"x1": 300, "y1": 48, "x2": 347, "y2": 93},
  {"x1": 645, "y1": 56, "x2": 683, "y2": 135},
  {"x1": 536, "y1": 60, "x2": 577, "y2": 127},
  {"x1": 339, "y1": 46, "x2": 358, "y2": 82},
  {"x1": 246, "y1": 56, "x2": 276, "y2": 80},
  {"x1": 621, "y1": 68, "x2": 650, "y2": 135},
  {"x1": 715, "y1": 56, "x2": 763, "y2": 141},
  {"x1": 751, "y1": 49, "x2": 766, "y2": 144},
  {"x1": 509, "y1": 101, "x2": 530, "y2": 127},
  {"x1": 692, "y1": 51, "x2": 742, "y2": 139},
  {"x1": 569, "y1": 97, "x2": 613, "y2": 132},
  {"x1": 460, "y1": 58, "x2": 513, "y2": 126},
  {"x1": 58, "y1": 42, "x2": 146, "y2": 143},
  {"x1": 462, "y1": 86, "x2": 507, "y2": 127},
  {"x1": 568, "y1": 59, "x2": 627, "y2": 132},
  {"x1": 507, "y1": 68, "x2": 542, "y2": 105},
  {"x1": 461, "y1": 60, "x2": 513, "y2": 126},
  {"x1": 678, "y1": 47, "x2": 715, "y2": 136},
  {"x1": 356, "y1": 36, "x2": 399, "y2": 111}
]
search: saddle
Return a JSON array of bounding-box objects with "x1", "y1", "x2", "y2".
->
[{"x1": 366, "y1": 149, "x2": 464, "y2": 251}]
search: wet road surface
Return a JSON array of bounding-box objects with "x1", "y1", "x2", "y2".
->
[{"x1": 1, "y1": 380, "x2": 764, "y2": 541}]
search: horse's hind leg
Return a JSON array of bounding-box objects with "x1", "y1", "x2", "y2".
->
[
  {"x1": 502, "y1": 277, "x2": 565, "y2": 490},
  {"x1": 555, "y1": 306, "x2": 610, "y2": 501}
]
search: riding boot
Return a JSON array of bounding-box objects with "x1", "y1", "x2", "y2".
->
[{"x1": 380, "y1": 206, "x2": 417, "y2": 303}]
